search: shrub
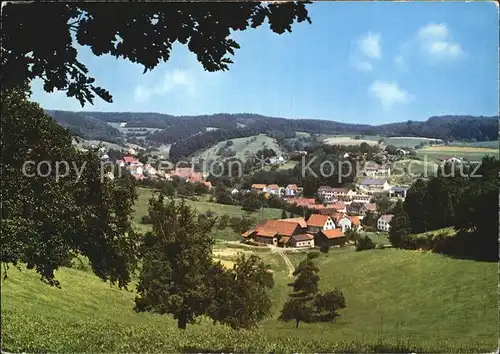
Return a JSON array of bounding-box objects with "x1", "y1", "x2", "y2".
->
[
  {"x1": 218, "y1": 214, "x2": 230, "y2": 230},
  {"x1": 355, "y1": 236, "x2": 375, "y2": 251},
  {"x1": 141, "y1": 215, "x2": 152, "y2": 224},
  {"x1": 320, "y1": 245, "x2": 330, "y2": 254}
]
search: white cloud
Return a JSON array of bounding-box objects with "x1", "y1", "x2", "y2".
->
[
  {"x1": 357, "y1": 32, "x2": 381, "y2": 59},
  {"x1": 369, "y1": 81, "x2": 411, "y2": 109},
  {"x1": 134, "y1": 68, "x2": 196, "y2": 103},
  {"x1": 418, "y1": 23, "x2": 449, "y2": 39},
  {"x1": 417, "y1": 23, "x2": 463, "y2": 60},
  {"x1": 427, "y1": 41, "x2": 462, "y2": 57},
  {"x1": 351, "y1": 32, "x2": 381, "y2": 72}
]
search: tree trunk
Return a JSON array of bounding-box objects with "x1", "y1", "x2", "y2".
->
[
  {"x1": 295, "y1": 319, "x2": 300, "y2": 328},
  {"x1": 177, "y1": 316, "x2": 187, "y2": 330}
]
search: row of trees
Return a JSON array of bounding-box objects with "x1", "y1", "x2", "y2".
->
[{"x1": 389, "y1": 157, "x2": 498, "y2": 260}]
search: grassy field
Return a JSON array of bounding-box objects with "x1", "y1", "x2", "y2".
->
[
  {"x1": 448, "y1": 140, "x2": 499, "y2": 149},
  {"x1": 417, "y1": 145, "x2": 499, "y2": 161},
  {"x1": 389, "y1": 158, "x2": 439, "y2": 184},
  {"x1": 383, "y1": 137, "x2": 442, "y2": 148},
  {"x1": 192, "y1": 134, "x2": 284, "y2": 163},
  {"x1": 362, "y1": 231, "x2": 390, "y2": 245},
  {"x1": 2, "y1": 246, "x2": 496, "y2": 352},
  {"x1": 321, "y1": 135, "x2": 444, "y2": 149}
]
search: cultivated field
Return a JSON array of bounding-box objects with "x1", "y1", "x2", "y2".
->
[
  {"x1": 2, "y1": 246, "x2": 495, "y2": 352},
  {"x1": 323, "y1": 136, "x2": 379, "y2": 146},
  {"x1": 192, "y1": 134, "x2": 285, "y2": 163}
]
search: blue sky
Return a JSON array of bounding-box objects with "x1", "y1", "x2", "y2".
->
[{"x1": 31, "y1": 1, "x2": 498, "y2": 124}]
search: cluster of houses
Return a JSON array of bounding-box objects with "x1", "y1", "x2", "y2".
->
[
  {"x1": 241, "y1": 213, "x2": 362, "y2": 248},
  {"x1": 250, "y1": 184, "x2": 302, "y2": 197},
  {"x1": 116, "y1": 155, "x2": 157, "y2": 180},
  {"x1": 112, "y1": 156, "x2": 212, "y2": 189},
  {"x1": 165, "y1": 167, "x2": 212, "y2": 189}
]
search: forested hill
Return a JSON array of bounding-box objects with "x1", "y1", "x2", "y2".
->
[
  {"x1": 45, "y1": 110, "x2": 498, "y2": 157},
  {"x1": 45, "y1": 110, "x2": 122, "y2": 143}
]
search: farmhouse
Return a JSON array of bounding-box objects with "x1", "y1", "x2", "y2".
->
[
  {"x1": 280, "y1": 217, "x2": 308, "y2": 229},
  {"x1": 363, "y1": 162, "x2": 391, "y2": 177},
  {"x1": 289, "y1": 234, "x2": 315, "y2": 248},
  {"x1": 351, "y1": 194, "x2": 371, "y2": 203},
  {"x1": 347, "y1": 201, "x2": 364, "y2": 214},
  {"x1": 331, "y1": 187, "x2": 355, "y2": 198},
  {"x1": 330, "y1": 213, "x2": 352, "y2": 232},
  {"x1": 285, "y1": 184, "x2": 298, "y2": 197},
  {"x1": 329, "y1": 201, "x2": 347, "y2": 213},
  {"x1": 317, "y1": 185, "x2": 335, "y2": 202},
  {"x1": 360, "y1": 203, "x2": 377, "y2": 216},
  {"x1": 306, "y1": 214, "x2": 336, "y2": 234},
  {"x1": 389, "y1": 186, "x2": 409, "y2": 198},
  {"x1": 251, "y1": 184, "x2": 267, "y2": 193},
  {"x1": 170, "y1": 167, "x2": 204, "y2": 183},
  {"x1": 350, "y1": 216, "x2": 361, "y2": 230},
  {"x1": 316, "y1": 229, "x2": 347, "y2": 247},
  {"x1": 269, "y1": 156, "x2": 285, "y2": 165},
  {"x1": 287, "y1": 198, "x2": 316, "y2": 207},
  {"x1": 242, "y1": 218, "x2": 307, "y2": 247},
  {"x1": 440, "y1": 156, "x2": 463, "y2": 164},
  {"x1": 377, "y1": 214, "x2": 394, "y2": 232},
  {"x1": 359, "y1": 179, "x2": 391, "y2": 193},
  {"x1": 265, "y1": 184, "x2": 281, "y2": 196}
]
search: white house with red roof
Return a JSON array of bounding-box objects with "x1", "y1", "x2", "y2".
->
[
  {"x1": 306, "y1": 214, "x2": 336, "y2": 234},
  {"x1": 285, "y1": 184, "x2": 298, "y2": 197}
]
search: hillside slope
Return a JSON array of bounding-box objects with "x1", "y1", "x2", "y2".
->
[
  {"x1": 191, "y1": 134, "x2": 285, "y2": 163},
  {"x1": 2, "y1": 248, "x2": 495, "y2": 353}
]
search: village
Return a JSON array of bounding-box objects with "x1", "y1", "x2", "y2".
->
[{"x1": 96, "y1": 145, "x2": 415, "y2": 250}]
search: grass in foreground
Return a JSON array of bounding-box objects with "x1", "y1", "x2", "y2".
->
[{"x1": 2, "y1": 247, "x2": 496, "y2": 353}]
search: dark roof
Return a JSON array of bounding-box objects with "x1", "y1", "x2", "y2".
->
[
  {"x1": 361, "y1": 179, "x2": 387, "y2": 185},
  {"x1": 390, "y1": 187, "x2": 409, "y2": 192},
  {"x1": 292, "y1": 234, "x2": 315, "y2": 242}
]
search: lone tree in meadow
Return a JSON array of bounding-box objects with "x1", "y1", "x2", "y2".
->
[
  {"x1": 135, "y1": 195, "x2": 275, "y2": 330},
  {"x1": 242, "y1": 192, "x2": 262, "y2": 212},
  {"x1": 279, "y1": 253, "x2": 346, "y2": 328},
  {"x1": 2, "y1": 2, "x2": 311, "y2": 106},
  {"x1": 207, "y1": 253, "x2": 274, "y2": 330},
  {"x1": 135, "y1": 195, "x2": 217, "y2": 329}
]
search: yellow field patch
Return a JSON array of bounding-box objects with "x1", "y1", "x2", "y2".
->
[
  {"x1": 421, "y1": 146, "x2": 497, "y2": 153},
  {"x1": 323, "y1": 137, "x2": 378, "y2": 146},
  {"x1": 212, "y1": 258, "x2": 235, "y2": 269}
]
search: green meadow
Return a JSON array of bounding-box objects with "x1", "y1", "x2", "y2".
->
[{"x1": 2, "y1": 247, "x2": 496, "y2": 353}]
